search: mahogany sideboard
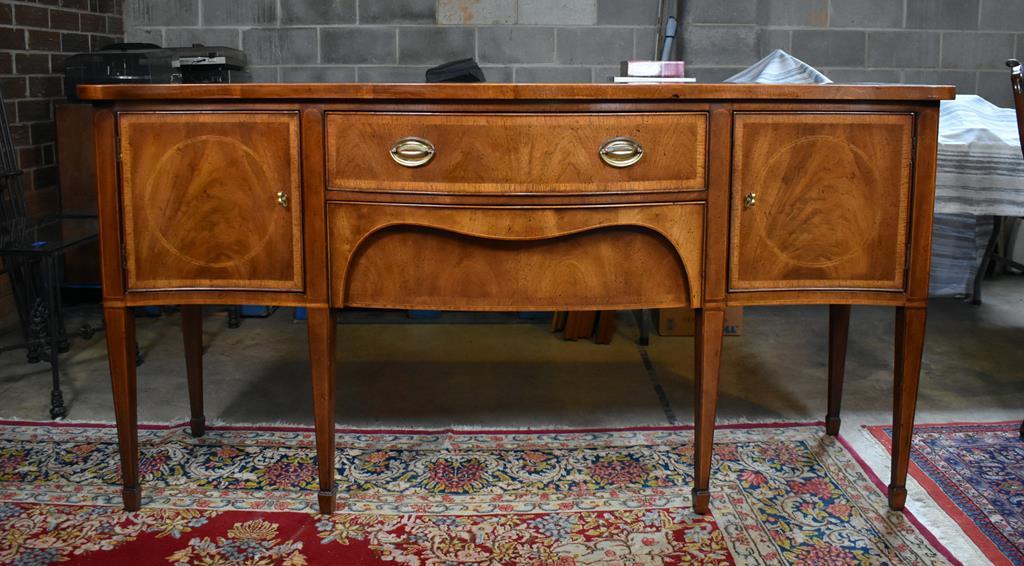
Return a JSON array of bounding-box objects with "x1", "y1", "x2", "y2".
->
[{"x1": 78, "y1": 82, "x2": 955, "y2": 515}]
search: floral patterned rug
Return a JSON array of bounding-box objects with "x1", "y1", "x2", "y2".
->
[
  {"x1": 869, "y1": 421, "x2": 1023, "y2": 566},
  {"x1": 0, "y1": 421, "x2": 955, "y2": 565}
]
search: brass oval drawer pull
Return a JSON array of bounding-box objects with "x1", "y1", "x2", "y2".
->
[
  {"x1": 390, "y1": 137, "x2": 435, "y2": 167},
  {"x1": 276, "y1": 191, "x2": 289, "y2": 208},
  {"x1": 599, "y1": 137, "x2": 644, "y2": 168}
]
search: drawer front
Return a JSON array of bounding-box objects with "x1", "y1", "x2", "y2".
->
[
  {"x1": 326, "y1": 113, "x2": 707, "y2": 194},
  {"x1": 329, "y1": 203, "x2": 704, "y2": 310},
  {"x1": 729, "y1": 112, "x2": 914, "y2": 292},
  {"x1": 119, "y1": 112, "x2": 303, "y2": 291}
]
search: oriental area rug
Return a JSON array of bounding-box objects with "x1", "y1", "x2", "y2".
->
[
  {"x1": 869, "y1": 421, "x2": 1024, "y2": 566},
  {"x1": 0, "y1": 421, "x2": 955, "y2": 565}
]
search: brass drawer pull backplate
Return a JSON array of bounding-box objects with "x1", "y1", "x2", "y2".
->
[
  {"x1": 390, "y1": 137, "x2": 436, "y2": 167},
  {"x1": 599, "y1": 137, "x2": 644, "y2": 168}
]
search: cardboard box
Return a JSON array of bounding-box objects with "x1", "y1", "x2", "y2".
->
[{"x1": 655, "y1": 307, "x2": 743, "y2": 336}]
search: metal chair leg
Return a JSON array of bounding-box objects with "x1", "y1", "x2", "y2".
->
[
  {"x1": 43, "y1": 255, "x2": 66, "y2": 419},
  {"x1": 227, "y1": 306, "x2": 241, "y2": 329},
  {"x1": 972, "y1": 216, "x2": 1002, "y2": 306}
]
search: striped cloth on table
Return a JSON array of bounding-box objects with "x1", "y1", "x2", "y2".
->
[
  {"x1": 930, "y1": 95, "x2": 1022, "y2": 296},
  {"x1": 724, "y1": 49, "x2": 832, "y2": 85},
  {"x1": 935, "y1": 95, "x2": 1023, "y2": 217}
]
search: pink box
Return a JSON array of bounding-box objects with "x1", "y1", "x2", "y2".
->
[{"x1": 620, "y1": 60, "x2": 686, "y2": 78}]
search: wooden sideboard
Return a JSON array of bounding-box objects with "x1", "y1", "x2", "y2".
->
[{"x1": 79, "y1": 82, "x2": 955, "y2": 516}]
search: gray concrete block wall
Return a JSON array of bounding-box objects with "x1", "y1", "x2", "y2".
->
[
  {"x1": 124, "y1": 0, "x2": 1024, "y2": 106},
  {"x1": 124, "y1": 0, "x2": 666, "y2": 85}
]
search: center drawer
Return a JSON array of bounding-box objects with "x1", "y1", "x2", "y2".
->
[
  {"x1": 325, "y1": 113, "x2": 707, "y2": 195},
  {"x1": 328, "y1": 202, "x2": 704, "y2": 310}
]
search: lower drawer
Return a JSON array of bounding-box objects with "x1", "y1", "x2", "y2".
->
[{"x1": 328, "y1": 203, "x2": 704, "y2": 311}]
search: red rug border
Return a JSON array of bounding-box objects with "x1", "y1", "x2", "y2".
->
[
  {"x1": 866, "y1": 421, "x2": 1019, "y2": 566},
  {"x1": 0, "y1": 418, "x2": 958, "y2": 563},
  {"x1": 835, "y1": 432, "x2": 961, "y2": 566}
]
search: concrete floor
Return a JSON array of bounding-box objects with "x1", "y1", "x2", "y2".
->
[
  {"x1": 0, "y1": 277, "x2": 1021, "y2": 561},
  {"x1": 2, "y1": 279, "x2": 1021, "y2": 428}
]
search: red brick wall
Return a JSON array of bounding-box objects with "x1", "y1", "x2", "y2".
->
[{"x1": 0, "y1": 0, "x2": 123, "y2": 316}]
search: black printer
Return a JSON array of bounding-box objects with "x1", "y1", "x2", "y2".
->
[{"x1": 63, "y1": 43, "x2": 249, "y2": 101}]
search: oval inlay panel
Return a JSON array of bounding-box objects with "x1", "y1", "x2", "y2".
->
[{"x1": 143, "y1": 135, "x2": 278, "y2": 268}]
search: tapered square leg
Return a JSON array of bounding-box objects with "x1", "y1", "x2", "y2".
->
[
  {"x1": 826, "y1": 305, "x2": 851, "y2": 436},
  {"x1": 181, "y1": 306, "x2": 205, "y2": 438},
  {"x1": 308, "y1": 307, "x2": 337, "y2": 514},
  {"x1": 104, "y1": 306, "x2": 141, "y2": 511},
  {"x1": 889, "y1": 306, "x2": 927, "y2": 510},
  {"x1": 692, "y1": 307, "x2": 725, "y2": 515}
]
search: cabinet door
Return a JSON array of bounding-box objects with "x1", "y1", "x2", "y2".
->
[
  {"x1": 120, "y1": 112, "x2": 303, "y2": 291},
  {"x1": 729, "y1": 113, "x2": 914, "y2": 291}
]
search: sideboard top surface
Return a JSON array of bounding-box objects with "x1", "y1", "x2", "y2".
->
[{"x1": 77, "y1": 82, "x2": 956, "y2": 102}]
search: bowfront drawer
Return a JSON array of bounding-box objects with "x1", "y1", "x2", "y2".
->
[
  {"x1": 328, "y1": 202, "x2": 705, "y2": 310},
  {"x1": 325, "y1": 113, "x2": 707, "y2": 194}
]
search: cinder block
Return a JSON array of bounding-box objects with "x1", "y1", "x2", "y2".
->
[
  {"x1": 124, "y1": 0, "x2": 198, "y2": 26},
  {"x1": 480, "y1": 65, "x2": 513, "y2": 81},
  {"x1": 823, "y1": 68, "x2": 901, "y2": 84},
  {"x1": 359, "y1": 0, "x2": 434, "y2": 24},
  {"x1": 906, "y1": 0, "x2": 979, "y2": 29},
  {"x1": 281, "y1": 66, "x2": 356, "y2": 82},
  {"x1": 164, "y1": 28, "x2": 240, "y2": 49},
  {"x1": 976, "y1": 70, "x2": 1013, "y2": 106},
  {"x1": 321, "y1": 27, "x2": 396, "y2": 64},
  {"x1": 248, "y1": 66, "x2": 279, "y2": 82},
  {"x1": 830, "y1": 0, "x2": 902, "y2": 28},
  {"x1": 242, "y1": 28, "x2": 317, "y2": 65},
  {"x1": 758, "y1": 28, "x2": 790, "y2": 57},
  {"x1": 591, "y1": 65, "x2": 620, "y2": 82},
  {"x1": 514, "y1": 65, "x2": 592, "y2": 83},
  {"x1": 791, "y1": 30, "x2": 865, "y2": 68},
  {"x1": 438, "y1": 0, "x2": 516, "y2": 24},
  {"x1": 980, "y1": 0, "x2": 1024, "y2": 31},
  {"x1": 125, "y1": 27, "x2": 162, "y2": 44},
  {"x1": 684, "y1": 0, "x2": 757, "y2": 24},
  {"x1": 356, "y1": 66, "x2": 430, "y2": 82},
  {"x1": 681, "y1": 25, "x2": 758, "y2": 66},
  {"x1": 203, "y1": 0, "x2": 275, "y2": 25},
  {"x1": 684, "y1": 65, "x2": 746, "y2": 82},
  {"x1": 941, "y1": 32, "x2": 1016, "y2": 70},
  {"x1": 757, "y1": 0, "x2": 828, "y2": 26},
  {"x1": 556, "y1": 27, "x2": 634, "y2": 65},
  {"x1": 398, "y1": 27, "x2": 474, "y2": 65},
  {"x1": 282, "y1": 0, "x2": 356, "y2": 25},
  {"x1": 518, "y1": 0, "x2": 596, "y2": 25},
  {"x1": 635, "y1": 27, "x2": 660, "y2": 60},
  {"x1": 597, "y1": 0, "x2": 659, "y2": 25},
  {"x1": 866, "y1": 31, "x2": 940, "y2": 68},
  {"x1": 903, "y1": 69, "x2": 975, "y2": 94},
  {"x1": 478, "y1": 27, "x2": 554, "y2": 64}
]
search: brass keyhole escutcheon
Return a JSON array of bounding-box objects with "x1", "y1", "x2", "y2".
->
[
  {"x1": 276, "y1": 191, "x2": 289, "y2": 208},
  {"x1": 744, "y1": 192, "x2": 757, "y2": 208}
]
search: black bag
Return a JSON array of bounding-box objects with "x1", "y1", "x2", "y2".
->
[{"x1": 425, "y1": 58, "x2": 486, "y2": 83}]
